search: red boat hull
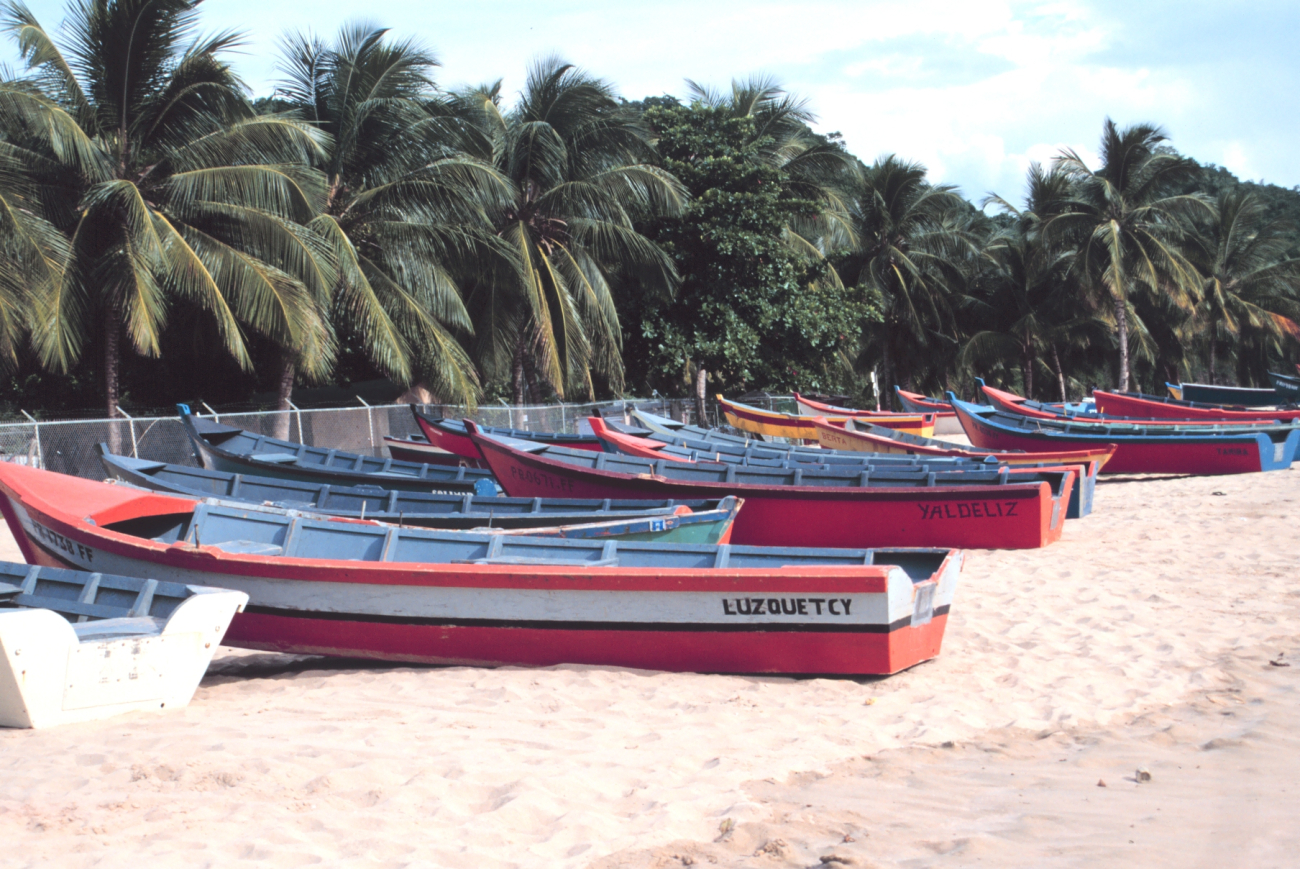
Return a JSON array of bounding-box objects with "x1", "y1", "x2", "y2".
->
[
  {"x1": 473, "y1": 430, "x2": 1070, "y2": 549},
  {"x1": 1092, "y1": 390, "x2": 1300, "y2": 422},
  {"x1": 413, "y1": 414, "x2": 603, "y2": 460},
  {"x1": 0, "y1": 464, "x2": 960, "y2": 675},
  {"x1": 954, "y1": 405, "x2": 1273, "y2": 475}
]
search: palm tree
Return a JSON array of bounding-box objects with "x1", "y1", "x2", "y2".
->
[
  {"x1": 1048, "y1": 119, "x2": 1209, "y2": 390},
  {"x1": 0, "y1": 0, "x2": 333, "y2": 422},
  {"x1": 836, "y1": 155, "x2": 975, "y2": 407},
  {"x1": 0, "y1": 128, "x2": 65, "y2": 373},
  {"x1": 453, "y1": 58, "x2": 684, "y2": 404},
  {"x1": 964, "y1": 163, "x2": 1101, "y2": 401},
  {"x1": 274, "y1": 23, "x2": 514, "y2": 408},
  {"x1": 1190, "y1": 188, "x2": 1300, "y2": 383}
]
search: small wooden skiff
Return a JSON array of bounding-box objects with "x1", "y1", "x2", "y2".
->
[
  {"x1": 98, "y1": 445, "x2": 734, "y2": 532},
  {"x1": 179, "y1": 406, "x2": 500, "y2": 495},
  {"x1": 1169, "y1": 382, "x2": 1287, "y2": 407},
  {"x1": 0, "y1": 562, "x2": 246, "y2": 728},
  {"x1": 0, "y1": 464, "x2": 962, "y2": 675},
  {"x1": 469, "y1": 423, "x2": 1074, "y2": 549},
  {"x1": 97, "y1": 447, "x2": 740, "y2": 544},
  {"x1": 793, "y1": 392, "x2": 964, "y2": 436},
  {"x1": 411, "y1": 406, "x2": 604, "y2": 462},
  {"x1": 949, "y1": 394, "x2": 1300, "y2": 475},
  {"x1": 719, "y1": 395, "x2": 935, "y2": 439},
  {"x1": 1093, "y1": 390, "x2": 1300, "y2": 422}
]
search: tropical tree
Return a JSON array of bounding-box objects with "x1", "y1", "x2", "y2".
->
[
  {"x1": 1048, "y1": 120, "x2": 1209, "y2": 390},
  {"x1": 0, "y1": 0, "x2": 333, "y2": 421},
  {"x1": 274, "y1": 23, "x2": 513, "y2": 408},
  {"x1": 453, "y1": 58, "x2": 684, "y2": 404},
  {"x1": 0, "y1": 131, "x2": 65, "y2": 373},
  {"x1": 1189, "y1": 188, "x2": 1300, "y2": 383},
  {"x1": 835, "y1": 155, "x2": 976, "y2": 407},
  {"x1": 962, "y1": 163, "x2": 1101, "y2": 401}
]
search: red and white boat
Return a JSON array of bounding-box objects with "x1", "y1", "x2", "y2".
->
[{"x1": 0, "y1": 464, "x2": 962, "y2": 675}]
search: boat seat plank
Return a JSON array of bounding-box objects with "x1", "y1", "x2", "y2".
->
[
  {"x1": 210, "y1": 540, "x2": 285, "y2": 556},
  {"x1": 249, "y1": 453, "x2": 299, "y2": 464}
]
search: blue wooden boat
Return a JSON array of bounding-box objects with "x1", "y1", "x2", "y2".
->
[
  {"x1": 0, "y1": 464, "x2": 963, "y2": 675},
  {"x1": 1268, "y1": 371, "x2": 1300, "y2": 401},
  {"x1": 949, "y1": 393, "x2": 1300, "y2": 475},
  {"x1": 178, "y1": 405, "x2": 500, "y2": 495},
  {"x1": 95, "y1": 446, "x2": 739, "y2": 544},
  {"x1": 592, "y1": 416, "x2": 1095, "y2": 519}
]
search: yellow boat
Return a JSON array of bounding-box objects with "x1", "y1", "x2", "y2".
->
[{"x1": 717, "y1": 395, "x2": 935, "y2": 439}]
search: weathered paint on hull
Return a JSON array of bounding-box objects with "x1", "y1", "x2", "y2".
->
[{"x1": 473, "y1": 432, "x2": 1070, "y2": 550}]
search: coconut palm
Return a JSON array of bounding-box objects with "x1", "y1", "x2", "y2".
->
[
  {"x1": 0, "y1": 0, "x2": 333, "y2": 420},
  {"x1": 274, "y1": 23, "x2": 515, "y2": 407},
  {"x1": 963, "y1": 163, "x2": 1103, "y2": 401},
  {"x1": 1048, "y1": 120, "x2": 1209, "y2": 390},
  {"x1": 453, "y1": 58, "x2": 685, "y2": 403},
  {"x1": 1190, "y1": 188, "x2": 1300, "y2": 383},
  {"x1": 836, "y1": 155, "x2": 975, "y2": 406},
  {"x1": 0, "y1": 132, "x2": 65, "y2": 373}
]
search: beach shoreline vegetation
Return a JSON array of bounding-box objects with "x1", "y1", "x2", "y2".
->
[{"x1": 0, "y1": 0, "x2": 1297, "y2": 419}]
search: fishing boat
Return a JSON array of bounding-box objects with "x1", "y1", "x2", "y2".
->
[
  {"x1": 1092, "y1": 390, "x2": 1300, "y2": 422},
  {"x1": 718, "y1": 395, "x2": 936, "y2": 440},
  {"x1": 470, "y1": 422, "x2": 1074, "y2": 549},
  {"x1": 96, "y1": 447, "x2": 739, "y2": 544},
  {"x1": 411, "y1": 407, "x2": 604, "y2": 463},
  {"x1": 948, "y1": 394, "x2": 1300, "y2": 475},
  {"x1": 794, "y1": 392, "x2": 963, "y2": 436},
  {"x1": 810, "y1": 417, "x2": 1109, "y2": 519},
  {"x1": 891, "y1": 388, "x2": 976, "y2": 434},
  {"x1": 0, "y1": 464, "x2": 961, "y2": 675},
  {"x1": 382, "y1": 434, "x2": 483, "y2": 467},
  {"x1": 98, "y1": 445, "x2": 736, "y2": 532},
  {"x1": 0, "y1": 561, "x2": 246, "y2": 728},
  {"x1": 591, "y1": 415, "x2": 1095, "y2": 519},
  {"x1": 979, "y1": 382, "x2": 1275, "y2": 426},
  {"x1": 1169, "y1": 382, "x2": 1287, "y2": 407},
  {"x1": 178, "y1": 406, "x2": 500, "y2": 495},
  {"x1": 1268, "y1": 371, "x2": 1300, "y2": 401}
]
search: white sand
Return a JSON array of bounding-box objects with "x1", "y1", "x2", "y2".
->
[{"x1": 1, "y1": 468, "x2": 1297, "y2": 867}]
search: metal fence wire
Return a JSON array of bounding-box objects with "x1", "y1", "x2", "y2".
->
[{"x1": 0, "y1": 395, "x2": 790, "y2": 479}]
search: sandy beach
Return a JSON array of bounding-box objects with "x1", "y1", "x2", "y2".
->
[{"x1": 1, "y1": 468, "x2": 1297, "y2": 868}]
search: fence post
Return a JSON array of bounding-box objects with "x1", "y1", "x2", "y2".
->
[
  {"x1": 200, "y1": 400, "x2": 221, "y2": 422},
  {"x1": 287, "y1": 400, "x2": 303, "y2": 444},
  {"x1": 19, "y1": 410, "x2": 42, "y2": 468},
  {"x1": 116, "y1": 407, "x2": 140, "y2": 457},
  {"x1": 357, "y1": 396, "x2": 375, "y2": 449}
]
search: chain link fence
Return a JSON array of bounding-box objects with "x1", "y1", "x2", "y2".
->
[{"x1": 0, "y1": 394, "x2": 791, "y2": 480}]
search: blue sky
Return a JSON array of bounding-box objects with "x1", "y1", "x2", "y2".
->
[{"x1": 9, "y1": 0, "x2": 1299, "y2": 204}]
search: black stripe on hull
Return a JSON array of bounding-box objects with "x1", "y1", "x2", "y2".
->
[{"x1": 243, "y1": 604, "x2": 951, "y2": 634}]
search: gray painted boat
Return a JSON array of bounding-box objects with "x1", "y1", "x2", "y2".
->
[{"x1": 178, "y1": 405, "x2": 500, "y2": 495}]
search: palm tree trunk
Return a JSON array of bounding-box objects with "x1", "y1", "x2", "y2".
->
[
  {"x1": 879, "y1": 335, "x2": 894, "y2": 411},
  {"x1": 512, "y1": 332, "x2": 528, "y2": 406},
  {"x1": 1113, "y1": 296, "x2": 1131, "y2": 391},
  {"x1": 693, "y1": 365, "x2": 708, "y2": 427},
  {"x1": 1208, "y1": 340, "x2": 1216, "y2": 385},
  {"x1": 1022, "y1": 334, "x2": 1034, "y2": 400},
  {"x1": 272, "y1": 353, "x2": 295, "y2": 441},
  {"x1": 1052, "y1": 343, "x2": 1067, "y2": 403},
  {"x1": 105, "y1": 325, "x2": 122, "y2": 454}
]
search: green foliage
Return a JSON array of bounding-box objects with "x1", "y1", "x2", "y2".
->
[{"x1": 623, "y1": 102, "x2": 868, "y2": 397}]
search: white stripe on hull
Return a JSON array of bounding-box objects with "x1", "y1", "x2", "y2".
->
[{"x1": 12, "y1": 504, "x2": 959, "y2": 631}]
